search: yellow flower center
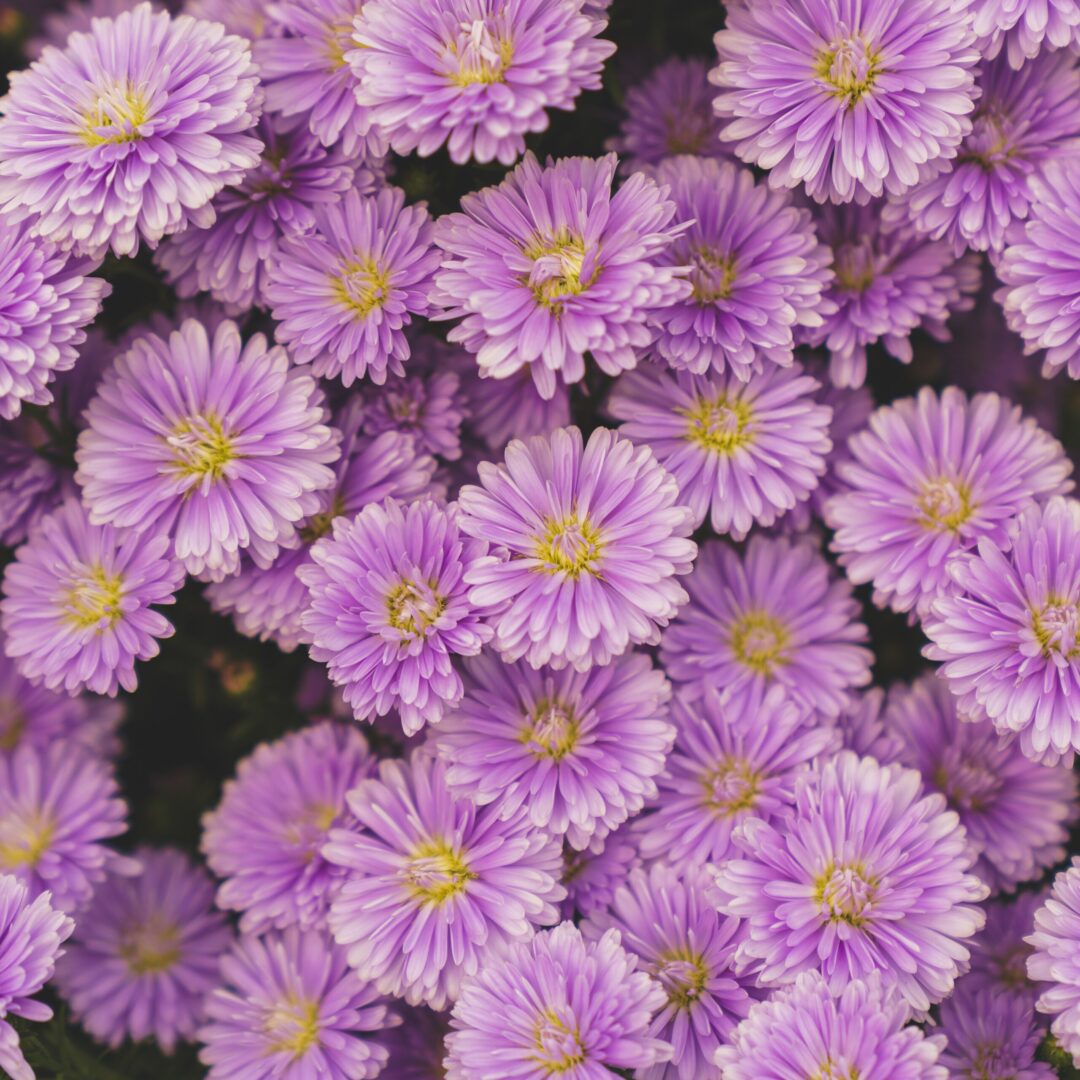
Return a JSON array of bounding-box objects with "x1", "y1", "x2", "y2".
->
[
  {"x1": 299, "y1": 494, "x2": 346, "y2": 544},
  {"x1": 932, "y1": 750, "x2": 1001, "y2": 815},
  {"x1": 324, "y1": 18, "x2": 356, "y2": 70},
  {"x1": 446, "y1": 18, "x2": 515, "y2": 86},
  {"x1": 169, "y1": 414, "x2": 236, "y2": 482},
  {"x1": 283, "y1": 802, "x2": 339, "y2": 858},
  {"x1": 0, "y1": 812, "x2": 55, "y2": 871},
  {"x1": 813, "y1": 861, "x2": 877, "y2": 928},
  {"x1": 524, "y1": 231, "x2": 601, "y2": 313},
  {"x1": 65, "y1": 564, "x2": 125, "y2": 631},
  {"x1": 729, "y1": 611, "x2": 789, "y2": 676},
  {"x1": 811, "y1": 1059, "x2": 861, "y2": 1080},
  {"x1": 663, "y1": 110, "x2": 712, "y2": 156},
  {"x1": 520, "y1": 699, "x2": 580, "y2": 761},
  {"x1": 534, "y1": 513, "x2": 603, "y2": 579},
  {"x1": 405, "y1": 839, "x2": 475, "y2": 904},
  {"x1": 118, "y1": 915, "x2": 182, "y2": 976},
  {"x1": 834, "y1": 239, "x2": 877, "y2": 293},
  {"x1": 690, "y1": 246, "x2": 738, "y2": 304},
  {"x1": 654, "y1": 949, "x2": 709, "y2": 1009},
  {"x1": 264, "y1": 995, "x2": 321, "y2": 1059},
  {"x1": 701, "y1": 756, "x2": 761, "y2": 817},
  {"x1": 80, "y1": 81, "x2": 150, "y2": 146},
  {"x1": 682, "y1": 394, "x2": 754, "y2": 455},
  {"x1": 332, "y1": 258, "x2": 392, "y2": 319},
  {"x1": 815, "y1": 28, "x2": 882, "y2": 106},
  {"x1": 1031, "y1": 596, "x2": 1080, "y2": 660},
  {"x1": 385, "y1": 578, "x2": 447, "y2": 636},
  {"x1": 531, "y1": 1008, "x2": 587, "y2": 1075},
  {"x1": 916, "y1": 477, "x2": 975, "y2": 534}
]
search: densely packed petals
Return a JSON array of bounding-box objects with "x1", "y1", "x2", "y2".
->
[
  {"x1": 1029, "y1": 862, "x2": 1080, "y2": 1061},
  {"x1": 973, "y1": 0, "x2": 1080, "y2": 66}
]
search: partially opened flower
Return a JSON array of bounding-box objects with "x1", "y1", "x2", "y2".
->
[
  {"x1": 643, "y1": 157, "x2": 833, "y2": 380},
  {"x1": 714, "y1": 971, "x2": 947, "y2": 1079},
  {"x1": 76, "y1": 319, "x2": 340, "y2": 581},
  {"x1": 0, "y1": 742, "x2": 131, "y2": 913},
  {"x1": 458, "y1": 426, "x2": 697, "y2": 670},
  {"x1": 324, "y1": 752, "x2": 564, "y2": 1009},
  {"x1": 266, "y1": 187, "x2": 440, "y2": 388},
  {"x1": 834, "y1": 687, "x2": 901, "y2": 760},
  {"x1": 713, "y1": 752, "x2": 987, "y2": 1013},
  {"x1": 349, "y1": 0, "x2": 614, "y2": 165},
  {"x1": 431, "y1": 650, "x2": 674, "y2": 850},
  {"x1": 199, "y1": 928, "x2": 396, "y2": 1080},
  {"x1": 635, "y1": 687, "x2": 840, "y2": 870},
  {"x1": 0, "y1": 874, "x2": 73, "y2": 1080},
  {"x1": 923, "y1": 497, "x2": 1080, "y2": 765},
  {"x1": 300, "y1": 498, "x2": 495, "y2": 735},
  {"x1": 711, "y1": 0, "x2": 980, "y2": 204},
  {"x1": 0, "y1": 3, "x2": 264, "y2": 257},
  {"x1": 1, "y1": 498, "x2": 183, "y2": 697},
  {"x1": 254, "y1": 0, "x2": 385, "y2": 157},
  {"x1": 54, "y1": 848, "x2": 233, "y2": 1052},
  {"x1": 560, "y1": 831, "x2": 640, "y2": 921},
  {"x1": 462, "y1": 367, "x2": 571, "y2": 452},
  {"x1": 183, "y1": 0, "x2": 268, "y2": 39},
  {"x1": 1028, "y1": 862, "x2": 1080, "y2": 1061},
  {"x1": 660, "y1": 535, "x2": 871, "y2": 717},
  {"x1": 432, "y1": 153, "x2": 689, "y2": 399},
  {"x1": 445, "y1": 922, "x2": 671, "y2": 1079},
  {"x1": 974, "y1": 0, "x2": 1080, "y2": 67},
  {"x1": 25, "y1": 0, "x2": 155, "y2": 58},
  {"x1": 609, "y1": 361, "x2": 832, "y2": 538},
  {"x1": 583, "y1": 863, "x2": 755, "y2": 1080},
  {"x1": 968, "y1": 890, "x2": 1046, "y2": 1001},
  {"x1": 883, "y1": 674, "x2": 1077, "y2": 893},
  {"x1": 825, "y1": 387, "x2": 1072, "y2": 617},
  {"x1": 202, "y1": 722, "x2": 375, "y2": 933}
]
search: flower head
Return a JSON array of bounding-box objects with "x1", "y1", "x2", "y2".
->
[
  {"x1": 202, "y1": 722, "x2": 375, "y2": 934},
  {"x1": 834, "y1": 687, "x2": 902, "y2": 761},
  {"x1": 76, "y1": 319, "x2": 340, "y2": 581},
  {"x1": 644, "y1": 157, "x2": 833, "y2": 380},
  {"x1": 324, "y1": 751, "x2": 564, "y2": 1009},
  {"x1": 432, "y1": 153, "x2": 689, "y2": 399},
  {"x1": 635, "y1": 687, "x2": 840, "y2": 870},
  {"x1": 199, "y1": 927, "x2": 396, "y2": 1080},
  {"x1": 445, "y1": 922, "x2": 671, "y2": 1078},
  {"x1": 462, "y1": 366, "x2": 571, "y2": 452},
  {"x1": 713, "y1": 751, "x2": 988, "y2": 1013},
  {"x1": 0, "y1": 742, "x2": 131, "y2": 913},
  {"x1": 1028, "y1": 862, "x2": 1080, "y2": 1062},
  {"x1": 609, "y1": 360, "x2": 832, "y2": 538},
  {"x1": 0, "y1": 874, "x2": 74, "y2": 1080},
  {"x1": 711, "y1": 0, "x2": 980, "y2": 204},
  {"x1": 0, "y1": 3, "x2": 263, "y2": 257},
  {"x1": 432, "y1": 650, "x2": 674, "y2": 850},
  {"x1": 924, "y1": 497, "x2": 1080, "y2": 765},
  {"x1": 266, "y1": 186, "x2": 439, "y2": 388},
  {"x1": 458, "y1": 426, "x2": 697, "y2": 670},
  {"x1": 974, "y1": 0, "x2": 1080, "y2": 67},
  {"x1": 968, "y1": 890, "x2": 1046, "y2": 1001},
  {"x1": 54, "y1": 848, "x2": 233, "y2": 1052},
  {"x1": 25, "y1": 0, "x2": 157, "y2": 59},
  {"x1": 583, "y1": 863, "x2": 755, "y2": 1080},
  {"x1": 183, "y1": 0, "x2": 269, "y2": 38},
  {"x1": 660, "y1": 535, "x2": 871, "y2": 717},
  {"x1": 1, "y1": 497, "x2": 183, "y2": 697},
  {"x1": 559, "y1": 831, "x2": 640, "y2": 921},
  {"x1": 349, "y1": 0, "x2": 614, "y2": 165},
  {"x1": 714, "y1": 971, "x2": 947, "y2": 1079},
  {"x1": 826, "y1": 387, "x2": 1072, "y2": 617},
  {"x1": 300, "y1": 498, "x2": 494, "y2": 735}
]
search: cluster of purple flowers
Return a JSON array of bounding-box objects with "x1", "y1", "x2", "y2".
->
[{"x1": 3, "y1": 0, "x2": 1080, "y2": 1076}]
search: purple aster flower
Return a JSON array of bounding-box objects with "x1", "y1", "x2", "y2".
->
[
  {"x1": 198, "y1": 927, "x2": 396, "y2": 1079},
  {"x1": 635, "y1": 687, "x2": 840, "y2": 871},
  {"x1": 938, "y1": 985, "x2": 1053, "y2": 1079},
  {"x1": 184, "y1": 0, "x2": 271, "y2": 39},
  {"x1": 0, "y1": 874, "x2": 73, "y2": 1080},
  {"x1": 253, "y1": 0, "x2": 385, "y2": 157},
  {"x1": 300, "y1": 498, "x2": 494, "y2": 736},
  {"x1": 445, "y1": 921, "x2": 671, "y2": 1078},
  {"x1": 883, "y1": 674, "x2": 1077, "y2": 893},
  {"x1": 644, "y1": 157, "x2": 833, "y2": 380},
  {"x1": 76, "y1": 319, "x2": 340, "y2": 581},
  {"x1": 0, "y1": 3, "x2": 263, "y2": 258},
  {"x1": 431, "y1": 152, "x2": 690, "y2": 399},
  {"x1": 323, "y1": 751, "x2": 564, "y2": 1009},
  {"x1": 559, "y1": 830, "x2": 640, "y2": 920},
  {"x1": 996, "y1": 159, "x2": 1080, "y2": 379},
  {"x1": 825, "y1": 387, "x2": 1072, "y2": 617},
  {"x1": 974, "y1": 0, "x2": 1080, "y2": 67},
  {"x1": 1, "y1": 497, "x2": 183, "y2": 697},
  {"x1": 713, "y1": 751, "x2": 988, "y2": 1013},
  {"x1": 609, "y1": 360, "x2": 832, "y2": 538},
  {"x1": 0, "y1": 426, "x2": 74, "y2": 551},
  {"x1": 1028, "y1": 862, "x2": 1080, "y2": 1061},
  {"x1": 711, "y1": 0, "x2": 980, "y2": 205},
  {"x1": 155, "y1": 116, "x2": 367, "y2": 314},
  {"x1": 0, "y1": 216, "x2": 109, "y2": 421},
  {"x1": 607, "y1": 58, "x2": 729, "y2": 171},
  {"x1": 924, "y1": 497, "x2": 1080, "y2": 765},
  {"x1": 804, "y1": 202, "x2": 981, "y2": 387},
  {"x1": 834, "y1": 687, "x2": 903, "y2": 761},
  {"x1": 583, "y1": 863, "x2": 755, "y2": 1080},
  {"x1": 25, "y1": 0, "x2": 158, "y2": 59},
  {"x1": 431, "y1": 650, "x2": 674, "y2": 850},
  {"x1": 660, "y1": 535, "x2": 871, "y2": 717},
  {"x1": 462, "y1": 366, "x2": 571, "y2": 452},
  {"x1": 714, "y1": 971, "x2": 947, "y2": 1079},
  {"x1": 202, "y1": 722, "x2": 375, "y2": 933},
  {"x1": 206, "y1": 401, "x2": 438, "y2": 653},
  {"x1": 349, "y1": 0, "x2": 613, "y2": 166},
  {"x1": 265, "y1": 186, "x2": 439, "y2": 388},
  {"x1": 54, "y1": 847, "x2": 232, "y2": 1052},
  {"x1": 0, "y1": 741, "x2": 132, "y2": 913},
  {"x1": 458, "y1": 426, "x2": 697, "y2": 671},
  {"x1": 381, "y1": 1004, "x2": 451, "y2": 1080},
  {"x1": 968, "y1": 890, "x2": 1047, "y2": 1002},
  {"x1": 886, "y1": 51, "x2": 1080, "y2": 255}
]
